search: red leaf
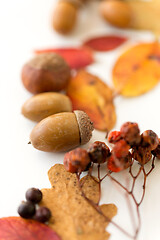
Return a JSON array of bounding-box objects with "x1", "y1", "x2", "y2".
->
[
  {"x1": 35, "y1": 47, "x2": 94, "y2": 69},
  {"x1": 0, "y1": 217, "x2": 61, "y2": 240},
  {"x1": 83, "y1": 35, "x2": 127, "y2": 51}
]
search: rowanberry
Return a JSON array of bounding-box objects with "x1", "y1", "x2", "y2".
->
[
  {"x1": 132, "y1": 146, "x2": 152, "y2": 165},
  {"x1": 107, "y1": 152, "x2": 132, "y2": 172},
  {"x1": 112, "y1": 139, "x2": 130, "y2": 158},
  {"x1": 108, "y1": 131, "x2": 122, "y2": 144},
  {"x1": 64, "y1": 148, "x2": 91, "y2": 173},
  {"x1": 120, "y1": 122, "x2": 141, "y2": 146},
  {"x1": 87, "y1": 141, "x2": 110, "y2": 164},
  {"x1": 141, "y1": 130, "x2": 159, "y2": 151},
  {"x1": 152, "y1": 139, "x2": 160, "y2": 159}
]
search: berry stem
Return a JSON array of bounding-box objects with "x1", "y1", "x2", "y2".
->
[{"x1": 76, "y1": 172, "x2": 135, "y2": 239}]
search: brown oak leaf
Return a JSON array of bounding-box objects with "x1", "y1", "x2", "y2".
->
[{"x1": 41, "y1": 164, "x2": 117, "y2": 240}]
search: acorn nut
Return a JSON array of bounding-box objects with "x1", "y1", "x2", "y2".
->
[
  {"x1": 21, "y1": 53, "x2": 71, "y2": 94},
  {"x1": 52, "y1": 1, "x2": 78, "y2": 34},
  {"x1": 30, "y1": 110, "x2": 94, "y2": 152},
  {"x1": 100, "y1": 0, "x2": 131, "y2": 28},
  {"x1": 21, "y1": 92, "x2": 72, "y2": 122}
]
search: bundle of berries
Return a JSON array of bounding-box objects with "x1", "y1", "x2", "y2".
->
[
  {"x1": 18, "y1": 188, "x2": 51, "y2": 223},
  {"x1": 64, "y1": 122, "x2": 160, "y2": 173}
]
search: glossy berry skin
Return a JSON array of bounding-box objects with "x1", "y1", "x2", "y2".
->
[
  {"x1": 88, "y1": 141, "x2": 110, "y2": 164},
  {"x1": 132, "y1": 146, "x2": 152, "y2": 165},
  {"x1": 152, "y1": 139, "x2": 160, "y2": 159},
  {"x1": 141, "y1": 130, "x2": 159, "y2": 151},
  {"x1": 64, "y1": 148, "x2": 91, "y2": 173},
  {"x1": 107, "y1": 152, "x2": 132, "y2": 172},
  {"x1": 18, "y1": 201, "x2": 35, "y2": 219},
  {"x1": 120, "y1": 122, "x2": 141, "y2": 146},
  {"x1": 26, "y1": 188, "x2": 42, "y2": 204},
  {"x1": 112, "y1": 139, "x2": 130, "y2": 158},
  {"x1": 108, "y1": 131, "x2": 122, "y2": 144},
  {"x1": 34, "y1": 207, "x2": 51, "y2": 223}
]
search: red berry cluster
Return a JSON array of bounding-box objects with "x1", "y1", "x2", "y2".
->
[
  {"x1": 18, "y1": 188, "x2": 51, "y2": 223},
  {"x1": 64, "y1": 122, "x2": 160, "y2": 174}
]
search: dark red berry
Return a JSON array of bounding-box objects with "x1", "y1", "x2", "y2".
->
[
  {"x1": 112, "y1": 139, "x2": 130, "y2": 158},
  {"x1": 34, "y1": 207, "x2": 51, "y2": 223},
  {"x1": 26, "y1": 188, "x2": 42, "y2": 204},
  {"x1": 141, "y1": 130, "x2": 159, "y2": 151},
  {"x1": 64, "y1": 148, "x2": 91, "y2": 173},
  {"x1": 18, "y1": 201, "x2": 35, "y2": 219},
  {"x1": 132, "y1": 146, "x2": 152, "y2": 165},
  {"x1": 120, "y1": 122, "x2": 141, "y2": 146},
  {"x1": 108, "y1": 131, "x2": 122, "y2": 144},
  {"x1": 152, "y1": 139, "x2": 160, "y2": 159},
  {"x1": 87, "y1": 141, "x2": 110, "y2": 164}
]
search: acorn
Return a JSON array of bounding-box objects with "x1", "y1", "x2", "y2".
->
[
  {"x1": 100, "y1": 0, "x2": 131, "y2": 28},
  {"x1": 21, "y1": 53, "x2": 71, "y2": 94},
  {"x1": 52, "y1": 1, "x2": 78, "y2": 34},
  {"x1": 30, "y1": 110, "x2": 94, "y2": 152},
  {"x1": 21, "y1": 92, "x2": 72, "y2": 122}
]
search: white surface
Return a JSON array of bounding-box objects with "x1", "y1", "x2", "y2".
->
[{"x1": 0, "y1": 1, "x2": 160, "y2": 240}]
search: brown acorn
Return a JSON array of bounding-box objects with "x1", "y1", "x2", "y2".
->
[
  {"x1": 30, "y1": 111, "x2": 94, "y2": 152},
  {"x1": 100, "y1": 0, "x2": 131, "y2": 28},
  {"x1": 52, "y1": 1, "x2": 78, "y2": 34}
]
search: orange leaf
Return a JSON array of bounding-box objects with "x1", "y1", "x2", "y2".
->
[
  {"x1": 67, "y1": 70, "x2": 116, "y2": 131},
  {"x1": 0, "y1": 217, "x2": 61, "y2": 240},
  {"x1": 112, "y1": 42, "x2": 160, "y2": 97}
]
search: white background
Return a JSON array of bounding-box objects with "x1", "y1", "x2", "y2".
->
[{"x1": 0, "y1": 1, "x2": 160, "y2": 240}]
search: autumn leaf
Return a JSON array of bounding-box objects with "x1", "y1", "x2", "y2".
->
[
  {"x1": 35, "y1": 47, "x2": 94, "y2": 69},
  {"x1": 127, "y1": 0, "x2": 160, "y2": 33},
  {"x1": 67, "y1": 70, "x2": 116, "y2": 131},
  {"x1": 112, "y1": 42, "x2": 160, "y2": 97},
  {"x1": 0, "y1": 217, "x2": 61, "y2": 240},
  {"x1": 41, "y1": 164, "x2": 117, "y2": 240},
  {"x1": 83, "y1": 35, "x2": 127, "y2": 51}
]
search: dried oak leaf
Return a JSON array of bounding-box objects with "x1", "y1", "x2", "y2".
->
[
  {"x1": 113, "y1": 42, "x2": 160, "y2": 97},
  {"x1": 0, "y1": 217, "x2": 61, "y2": 240},
  {"x1": 35, "y1": 47, "x2": 94, "y2": 70},
  {"x1": 127, "y1": 0, "x2": 160, "y2": 33},
  {"x1": 67, "y1": 70, "x2": 116, "y2": 131},
  {"x1": 83, "y1": 35, "x2": 127, "y2": 52},
  {"x1": 41, "y1": 164, "x2": 117, "y2": 240}
]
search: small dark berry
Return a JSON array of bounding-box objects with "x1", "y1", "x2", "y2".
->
[
  {"x1": 88, "y1": 141, "x2": 110, "y2": 164},
  {"x1": 26, "y1": 188, "x2": 42, "y2": 203},
  {"x1": 34, "y1": 207, "x2": 51, "y2": 223},
  {"x1": 141, "y1": 130, "x2": 159, "y2": 151},
  {"x1": 108, "y1": 131, "x2": 122, "y2": 144},
  {"x1": 18, "y1": 201, "x2": 35, "y2": 219},
  {"x1": 64, "y1": 148, "x2": 91, "y2": 173},
  {"x1": 120, "y1": 122, "x2": 141, "y2": 146}
]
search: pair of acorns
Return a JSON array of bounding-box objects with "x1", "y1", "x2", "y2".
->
[
  {"x1": 21, "y1": 53, "x2": 94, "y2": 153},
  {"x1": 52, "y1": 0, "x2": 131, "y2": 34}
]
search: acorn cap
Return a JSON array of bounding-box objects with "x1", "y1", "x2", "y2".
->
[{"x1": 74, "y1": 110, "x2": 94, "y2": 145}]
